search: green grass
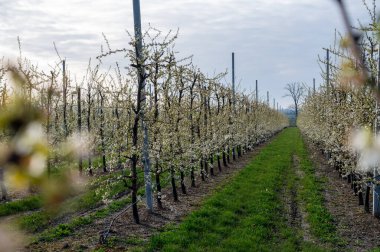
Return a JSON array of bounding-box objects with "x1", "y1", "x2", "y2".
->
[
  {"x1": 36, "y1": 196, "x2": 133, "y2": 242},
  {"x1": 146, "y1": 128, "x2": 341, "y2": 251},
  {"x1": 149, "y1": 128, "x2": 294, "y2": 251},
  {"x1": 18, "y1": 211, "x2": 49, "y2": 232},
  {"x1": 16, "y1": 168, "x2": 130, "y2": 233},
  {"x1": 0, "y1": 195, "x2": 42, "y2": 217},
  {"x1": 294, "y1": 132, "x2": 345, "y2": 247}
]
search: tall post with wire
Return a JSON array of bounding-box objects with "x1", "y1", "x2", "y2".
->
[
  {"x1": 374, "y1": 45, "x2": 380, "y2": 217},
  {"x1": 232, "y1": 52, "x2": 236, "y2": 110},
  {"x1": 231, "y1": 52, "x2": 236, "y2": 160},
  {"x1": 132, "y1": 0, "x2": 153, "y2": 213},
  {"x1": 255, "y1": 80, "x2": 258, "y2": 102},
  {"x1": 326, "y1": 49, "x2": 330, "y2": 91}
]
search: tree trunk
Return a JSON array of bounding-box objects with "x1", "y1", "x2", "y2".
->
[
  {"x1": 131, "y1": 157, "x2": 139, "y2": 224},
  {"x1": 191, "y1": 166, "x2": 196, "y2": 187},
  {"x1": 155, "y1": 163, "x2": 162, "y2": 209},
  {"x1": 180, "y1": 169, "x2": 186, "y2": 194},
  {"x1": 200, "y1": 159, "x2": 205, "y2": 181},
  {"x1": 171, "y1": 167, "x2": 178, "y2": 201},
  {"x1": 99, "y1": 92, "x2": 107, "y2": 173},
  {"x1": 358, "y1": 185, "x2": 364, "y2": 205},
  {"x1": 204, "y1": 160, "x2": 209, "y2": 176},
  {"x1": 87, "y1": 87, "x2": 93, "y2": 176},
  {"x1": 365, "y1": 185, "x2": 370, "y2": 213},
  {"x1": 227, "y1": 147, "x2": 231, "y2": 164},
  {"x1": 131, "y1": 112, "x2": 140, "y2": 224},
  {"x1": 223, "y1": 150, "x2": 227, "y2": 167},
  {"x1": 210, "y1": 154, "x2": 214, "y2": 176},
  {"x1": 46, "y1": 74, "x2": 52, "y2": 177},
  {"x1": 115, "y1": 105, "x2": 122, "y2": 170},
  {"x1": 217, "y1": 153, "x2": 222, "y2": 172},
  {"x1": 0, "y1": 168, "x2": 7, "y2": 201}
]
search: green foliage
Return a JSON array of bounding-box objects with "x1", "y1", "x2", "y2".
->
[
  {"x1": 70, "y1": 190, "x2": 102, "y2": 211},
  {"x1": 0, "y1": 195, "x2": 42, "y2": 217},
  {"x1": 39, "y1": 223, "x2": 73, "y2": 242},
  {"x1": 18, "y1": 211, "x2": 49, "y2": 232}
]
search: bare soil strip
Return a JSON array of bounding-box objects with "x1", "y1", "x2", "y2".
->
[{"x1": 282, "y1": 154, "x2": 314, "y2": 250}]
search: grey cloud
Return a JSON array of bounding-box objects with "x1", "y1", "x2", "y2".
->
[{"x1": 0, "y1": 0, "x2": 373, "y2": 107}]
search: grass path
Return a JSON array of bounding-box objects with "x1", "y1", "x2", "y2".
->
[{"x1": 145, "y1": 128, "x2": 343, "y2": 252}]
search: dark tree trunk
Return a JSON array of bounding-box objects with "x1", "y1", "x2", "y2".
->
[
  {"x1": 365, "y1": 185, "x2": 370, "y2": 213},
  {"x1": 204, "y1": 160, "x2": 209, "y2": 176},
  {"x1": 87, "y1": 87, "x2": 93, "y2": 176},
  {"x1": 99, "y1": 92, "x2": 107, "y2": 173},
  {"x1": 223, "y1": 150, "x2": 227, "y2": 167},
  {"x1": 210, "y1": 154, "x2": 214, "y2": 176},
  {"x1": 131, "y1": 157, "x2": 139, "y2": 224},
  {"x1": 131, "y1": 113, "x2": 140, "y2": 224},
  {"x1": 46, "y1": 75, "x2": 52, "y2": 177},
  {"x1": 348, "y1": 173, "x2": 352, "y2": 184},
  {"x1": 115, "y1": 105, "x2": 122, "y2": 169},
  {"x1": 358, "y1": 186, "x2": 364, "y2": 205},
  {"x1": 180, "y1": 170, "x2": 187, "y2": 194},
  {"x1": 191, "y1": 166, "x2": 196, "y2": 187},
  {"x1": 200, "y1": 159, "x2": 205, "y2": 181},
  {"x1": 0, "y1": 168, "x2": 7, "y2": 201},
  {"x1": 155, "y1": 163, "x2": 162, "y2": 209},
  {"x1": 217, "y1": 153, "x2": 222, "y2": 172},
  {"x1": 171, "y1": 167, "x2": 178, "y2": 201}
]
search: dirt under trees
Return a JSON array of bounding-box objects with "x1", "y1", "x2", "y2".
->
[{"x1": 306, "y1": 140, "x2": 380, "y2": 252}]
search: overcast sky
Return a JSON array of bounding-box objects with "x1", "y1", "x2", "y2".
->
[{"x1": 0, "y1": 0, "x2": 372, "y2": 107}]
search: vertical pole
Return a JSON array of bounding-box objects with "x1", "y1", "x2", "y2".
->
[
  {"x1": 132, "y1": 0, "x2": 153, "y2": 212},
  {"x1": 62, "y1": 60, "x2": 68, "y2": 138},
  {"x1": 374, "y1": 45, "x2": 380, "y2": 217},
  {"x1": 313, "y1": 78, "x2": 316, "y2": 94},
  {"x1": 273, "y1": 98, "x2": 275, "y2": 110},
  {"x1": 46, "y1": 72, "x2": 53, "y2": 177},
  {"x1": 232, "y1": 52, "x2": 235, "y2": 110},
  {"x1": 267, "y1": 91, "x2": 269, "y2": 106},
  {"x1": 255, "y1": 80, "x2": 258, "y2": 102},
  {"x1": 77, "y1": 87, "x2": 82, "y2": 175},
  {"x1": 231, "y1": 52, "x2": 236, "y2": 161},
  {"x1": 326, "y1": 49, "x2": 330, "y2": 91},
  {"x1": 254, "y1": 80, "x2": 258, "y2": 144}
]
